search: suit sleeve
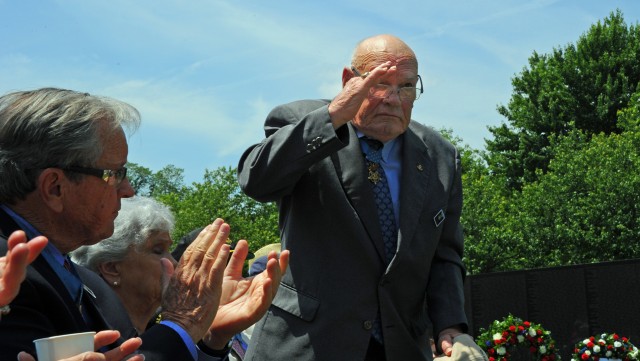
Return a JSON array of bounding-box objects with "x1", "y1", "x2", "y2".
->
[
  {"x1": 137, "y1": 324, "x2": 197, "y2": 360},
  {"x1": 427, "y1": 145, "x2": 468, "y2": 337},
  {"x1": 237, "y1": 100, "x2": 349, "y2": 202}
]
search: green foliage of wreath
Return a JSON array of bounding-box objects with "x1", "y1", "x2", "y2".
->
[{"x1": 476, "y1": 314, "x2": 560, "y2": 361}]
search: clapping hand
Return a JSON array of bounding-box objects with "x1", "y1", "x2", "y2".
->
[
  {"x1": 0, "y1": 231, "x2": 48, "y2": 308},
  {"x1": 201, "y1": 239, "x2": 289, "y2": 349},
  {"x1": 161, "y1": 219, "x2": 231, "y2": 342}
]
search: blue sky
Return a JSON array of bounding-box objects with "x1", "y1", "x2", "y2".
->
[{"x1": 2, "y1": 0, "x2": 639, "y2": 184}]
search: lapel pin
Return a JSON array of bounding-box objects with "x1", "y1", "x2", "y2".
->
[
  {"x1": 433, "y1": 209, "x2": 445, "y2": 227},
  {"x1": 416, "y1": 164, "x2": 424, "y2": 171},
  {"x1": 83, "y1": 284, "x2": 96, "y2": 299}
]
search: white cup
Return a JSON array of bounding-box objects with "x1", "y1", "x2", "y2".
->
[{"x1": 33, "y1": 331, "x2": 95, "y2": 361}]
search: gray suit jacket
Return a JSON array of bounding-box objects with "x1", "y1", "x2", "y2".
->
[{"x1": 237, "y1": 99, "x2": 467, "y2": 361}]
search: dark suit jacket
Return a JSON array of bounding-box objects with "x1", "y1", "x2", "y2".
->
[
  {"x1": 0, "y1": 208, "x2": 194, "y2": 360},
  {"x1": 238, "y1": 99, "x2": 468, "y2": 361}
]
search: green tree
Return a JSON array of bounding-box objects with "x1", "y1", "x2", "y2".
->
[
  {"x1": 160, "y1": 166, "x2": 280, "y2": 252},
  {"x1": 486, "y1": 10, "x2": 640, "y2": 190},
  {"x1": 127, "y1": 163, "x2": 279, "y2": 253},
  {"x1": 439, "y1": 128, "x2": 519, "y2": 274},
  {"x1": 127, "y1": 162, "x2": 153, "y2": 194},
  {"x1": 128, "y1": 162, "x2": 185, "y2": 198},
  {"x1": 461, "y1": 169, "x2": 520, "y2": 274},
  {"x1": 468, "y1": 91, "x2": 640, "y2": 273}
]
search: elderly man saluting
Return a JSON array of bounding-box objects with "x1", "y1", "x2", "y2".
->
[
  {"x1": 238, "y1": 34, "x2": 473, "y2": 361},
  {"x1": 0, "y1": 88, "x2": 289, "y2": 360}
]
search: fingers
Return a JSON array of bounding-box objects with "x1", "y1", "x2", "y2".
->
[
  {"x1": 6, "y1": 230, "x2": 28, "y2": 249},
  {"x1": 17, "y1": 351, "x2": 35, "y2": 361},
  {"x1": 103, "y1": 336, "x2": 143, "y2": 361},
  {"x1": 204, "y1": 223, "x2": 231, "y2": 286},
  {"x1": 329, "y1": 61, "x2": 395, "y2": 127},
  {"x1": 261, "y1": 249, "x2": 289, "y2": 301},
  {"x1": 345, "y1": 61, "x2": 394, "y2": 98},
  {"x1": 180, "y1": 219, "x2": 225, "y2": 264},
  {"x1": 438, "y1": 328, "x2": 463, "y2": 356},
  {"x1": 276, "y1": 249, "x2": 290, "y2": 275},
  {"x1": 225, "y1": 239, "x2": 249, "y2": 277},
  {"x1": 7, "y1": 231, "x2": 48, "y2": 262},
  {"x1": 161, "y1": 219, "x2": 231, "y2": 341},
  {"x1": 0, "y1": 243, "x2": 29, "y2": 305},
  {"x1": 440, "y1": 337, "x2": 454, "y2": 356},
  {"x1": 159, "y1": 258, "x2": 175, "y2": 295},
  {"x1": 1, "y1": 232, "x2": 48, "y2": 306},
  {"x1": 357, "y1": 61, "x2": 395, "y2": 85},
  {"x1": 180, "y1": 219, "x2": 230, "y2": 284},
  {"x1": 265, "y1": 250, "x2": 289, "y2": 282},
  {"x1": 7, "y1": 231, "x2": 49, "y2": 264},
  {"x1": 25, "y1": 236, "x2": 48, "y2": 264},
  {"x1": 17, "y1": 334, "x2": 143, "y2": 361},
  {"x1": 58, "y1": 350, "x2": 144, "y2": 361},
  {"x1": 93, "y1": 330, "x2": 122, "y2": 350},
  {"x1": 199, "y1": 220, "x2": 229, "y2": 266}
]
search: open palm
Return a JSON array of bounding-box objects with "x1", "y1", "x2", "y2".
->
[{"x1": 206, "y1": 239, "x2": 289, "y2": 347}]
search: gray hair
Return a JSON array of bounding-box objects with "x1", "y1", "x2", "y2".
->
[
  {"x1": 71, "y1": 196, "x2": 175, "y2": 272},
  {"x1": 0, "y1": 87, "x2": 140, "y2": 204}
]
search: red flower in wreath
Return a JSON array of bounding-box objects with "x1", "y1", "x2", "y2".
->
[
  {"x1": 572, "y1": 333, "x2": 639, "y2": 361},
  {"x1": 476, "y1": 315, "x2": 558, "y2": 361}
]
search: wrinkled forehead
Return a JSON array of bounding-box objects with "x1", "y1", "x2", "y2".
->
[{"x1": 353, "y1": 37, "x2": 418, "y2": 74}]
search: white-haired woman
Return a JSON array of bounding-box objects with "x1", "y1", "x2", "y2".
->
[
  {"x1": 72, "y1": 196, "x2": 177, "y2": 335},
  {"x1": 73, "y1": 196, "x2": 291, "y2": 359}
]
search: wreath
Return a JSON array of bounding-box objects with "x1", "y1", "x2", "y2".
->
[
  {"x1": 572, "y1": 333, "x2": 639, "y2": 361},
  {"x1": 476, "y1": 314, "x2": 560, "y2": 361}
]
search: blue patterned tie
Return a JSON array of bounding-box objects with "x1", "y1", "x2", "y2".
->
[
  {"x1": 62, "y1": 257, "x2": 83, "y2": 306},
  {"x1": 362, "y1": 138, "x2": 398, "y2": 345},
  {"x1": 362, "y1": 138, "x2": 398, "y2": 265}
]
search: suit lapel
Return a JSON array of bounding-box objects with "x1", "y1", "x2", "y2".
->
[
  {"x1": 330, "y1": 125, "x2": 432, "y2": 267},
  {"x1": 0, "y1": 208, "x2": 89, "y2": 330},
  {"x1": 32, "y1": 256, "x2": 89, "y2": 328},
  {"x1": 331, "y1": 124, "x2": 386, "y2": 264},
  {"x1": 78, "y1": 265, "x2": 138, "y2": 340},
  {"x1": 396, "y1": 128, "x2": 431, "y2": 255}
]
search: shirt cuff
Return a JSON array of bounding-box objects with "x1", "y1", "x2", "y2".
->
[{"x1": 160, "y1": 320, "x2": 198, "y2": 360}]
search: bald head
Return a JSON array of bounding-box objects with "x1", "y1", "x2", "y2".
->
[{"x1": 351, "y1": 34, "x2": 417, "y2": 72}]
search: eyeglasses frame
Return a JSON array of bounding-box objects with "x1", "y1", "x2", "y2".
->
[
  {"x1": 62, "y1": 166, "x2": 128, "y2": 187},
  {"x1": 350, "y1": 66, "x2": 423, "y2": 101}
]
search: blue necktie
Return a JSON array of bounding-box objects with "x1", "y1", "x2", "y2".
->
[
  {"x1": 62, "y1": 257, "x2": 83, "y2": 304},
  {"x1": 62, "y1": 257, "x2": 88, "y2": 322},
  {"x1": 362, "y1": 138, "x2": 398, "y2": 345},
  {"x1": 362, "y1": 138, "x2": 398, "y2": 265}
]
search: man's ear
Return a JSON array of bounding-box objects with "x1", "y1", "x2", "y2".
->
[
  {"x1": 37, "y1": 168, "x2": 65, "y2": 213},
  {"x1": 341, "y1": 67, "x2": 354, "y2": 87}
]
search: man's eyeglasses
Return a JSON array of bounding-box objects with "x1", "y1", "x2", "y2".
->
[
  {"x1": 63, "y1": 166, "x2": 128, "y2": 187},
  {"x1": 351, "y1": 66, "x2": 423, "y2": 101}
]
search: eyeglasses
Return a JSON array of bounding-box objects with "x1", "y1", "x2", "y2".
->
[
  {"x1": 63, "y1": 166, "x2": 128, "y2": 187},
  {"x1": 351, "y1": 66, "x2": 423, "y2": 101}
]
